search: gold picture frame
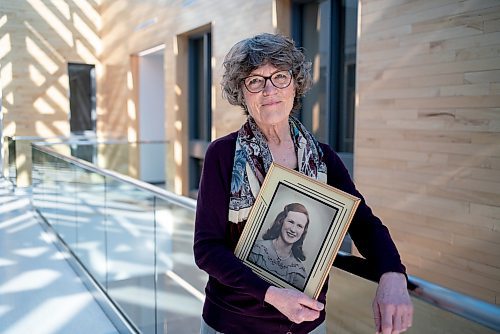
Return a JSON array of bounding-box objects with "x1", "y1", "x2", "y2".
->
[{"x1": 234, "y1": 163, "x2": 360, "y2": 299}]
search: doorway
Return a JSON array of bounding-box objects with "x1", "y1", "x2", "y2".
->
[{"x1": 137, "y1": 45, "x2": 166, "y2": 185}]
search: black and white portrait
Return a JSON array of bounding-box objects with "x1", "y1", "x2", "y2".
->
[{"x1": 248, "y1": 183, "x2": 338, "y2": 290}]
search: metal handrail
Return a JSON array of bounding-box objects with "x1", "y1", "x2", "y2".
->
[
  {"x1": 32, "y1": 142, "x2": 500, "y2": 332},
  {"x1": 410, "y1": 276, "x2": 500, "y2": 332},
  {"x1": 31, "y1": 143, "x2": 197, "y2": 211},
  {"x1": 8, "y1": 134, "x2": 174, "y2": 145}
]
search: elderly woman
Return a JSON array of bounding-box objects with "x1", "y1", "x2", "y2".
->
[
  {"x1": 194, "y1": 33, "x2": 413, "y2": 334},
  {"x1": 249, "y1": 203, "x2": 310, "y2": 290}
]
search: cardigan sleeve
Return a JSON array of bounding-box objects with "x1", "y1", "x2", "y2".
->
[
  {"x1": 193, "y1": 134, "x2": 271, "y2": 302},
  {"x1": 320, "y1": 144, "x2": 406, "y2": 280}
]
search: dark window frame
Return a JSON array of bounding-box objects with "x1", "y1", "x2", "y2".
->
[
  {"x1": 187, "y1": 31, "x2": 212, "y2": 198},
  {"x1": 68, "y1": 62, "x2": 96, "y2": 135},
  {"x1": 291, "y1": 0, "x2": 356, "y2": 156}
]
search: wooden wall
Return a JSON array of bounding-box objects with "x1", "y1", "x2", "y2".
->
[
  {"x1": 326, "y1": 268, "x2": 498, "y2": 334},
  {"x1": 355, "y1": 0, "x2": 500, "y2": 305},
  {"x1": 0, "y1": 0, "x2": 101, "y2": 138}
]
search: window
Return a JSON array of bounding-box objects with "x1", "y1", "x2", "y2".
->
[
  {"x1": 292, "y1": 0, "x2": 357, "y2": 175},
  {"x1": 68, "y1": 63, "x2": 96, "y2": 134},
  {"x1": 188, "y1": 31, "x2": 212, "y2": 198}
]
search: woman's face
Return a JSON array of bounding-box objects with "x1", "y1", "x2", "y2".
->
[
  {"x1": 280, "y1": 211, "x2": 308, "y2": 245},
  {"x1": 242, "y1": 63, "x2": 295, "y2": 129}
]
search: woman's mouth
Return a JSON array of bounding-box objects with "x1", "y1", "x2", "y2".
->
[{"x1": 262, "y1": 100, "x2": 280, "y2": 107}]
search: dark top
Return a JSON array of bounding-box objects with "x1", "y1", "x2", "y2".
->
[{"x1": 193, "y1": 131, "x2": 405, "y2": 334}]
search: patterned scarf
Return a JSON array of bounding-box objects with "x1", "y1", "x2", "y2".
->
[{"x1": 228, "y1": 116, "x2": 327, "y2": 224}]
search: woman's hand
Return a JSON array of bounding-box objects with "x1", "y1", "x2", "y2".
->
[
  {"x1": 372, "y1": 272, "x2": 413, "y2": 334},
  {"x1": 264, "y1": 286, "x2": 324, "y2": 323}
]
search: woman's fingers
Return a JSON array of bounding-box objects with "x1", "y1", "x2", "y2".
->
[
  {"x1": 297, "y1": 294, "x2": 324, "y2": 311},
  {"x1": 264, "y1": 286, "x2": 324, "y2": 323},
  {"x1": 295, "y1": 304, "x2": 321, "y2": 323},
  {"x1": 373, "y1": 272, "x2": 414, "y2": 333}
]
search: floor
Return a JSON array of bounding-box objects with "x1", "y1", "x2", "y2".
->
[{"x1": 0, "y1": 178, "x2": 119, "y2": 334}]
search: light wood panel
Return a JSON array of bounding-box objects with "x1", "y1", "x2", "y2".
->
[
  {"x1": 356, "y1": 0, "x2": 500, "y2": 305},
  {"x1": 326, "y1": 267, "x2": 498, "y2": 334},
  {"x1": 1, "y1": 0, "x2": 101, "y2": 138}
]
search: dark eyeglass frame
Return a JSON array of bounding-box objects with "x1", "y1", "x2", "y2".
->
[{"x1": 242, "y1": 70, "x2": 293, "y2": 93}]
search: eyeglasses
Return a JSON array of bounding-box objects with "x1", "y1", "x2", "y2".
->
[{"x1": 242, "y1": 70, "x2": 293, "y2": 93}]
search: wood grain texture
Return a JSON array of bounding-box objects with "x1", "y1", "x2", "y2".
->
[
  {"x1": 326, "y1": 267, "x2": 498, "y2": 334},
  {"x1": 356, "y1": 0, "x2": 500, "y2": 305}
]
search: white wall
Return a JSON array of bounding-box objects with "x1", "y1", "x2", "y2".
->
[{"x1": 139, "y1": 53, "x2": 165, "y2": 183}]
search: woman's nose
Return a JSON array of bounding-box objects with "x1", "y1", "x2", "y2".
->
[{"x1": 262, "y1": 78, "x2": 277, "y2": 95}]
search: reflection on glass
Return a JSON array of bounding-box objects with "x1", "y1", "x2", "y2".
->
[
  {"x1": 32, "y1": 143, "x2": 207, "y2": 333},
  {"x1": 155, "y1": 198, "x2": 203, "y2": 333},
  {"x1": 75, "y1": 169, "x2": 106, "y2": 284},
  {"x1": 45, "y1": 142, "x2": 168, "y2": 191},
  {"x1": 105, "y1": 177, "x2": 156, "y2": 332}
]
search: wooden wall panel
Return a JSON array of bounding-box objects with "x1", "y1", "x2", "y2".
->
[
  {"x1": 356, "y1": 0, "x2": 500, "y2": 304},
  {"x1": 1, "y1": 0, "x2": 101, "y2": 138},
  {"x1": 326, "y1": 268, "x2": 498, "y2": 334}
]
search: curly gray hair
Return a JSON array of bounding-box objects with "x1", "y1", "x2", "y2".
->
[{"x1": 221, "y1": 33, "x2": 312, "y2": 114}]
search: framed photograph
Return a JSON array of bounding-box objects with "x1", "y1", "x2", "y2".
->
[{"x1": 234, "y1": 163, "x2": 360, "y2": 299}]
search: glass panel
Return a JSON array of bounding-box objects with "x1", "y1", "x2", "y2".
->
[
  {"x1": 40, "y1": 154, "x2": 63, "y2": 232},
  {"x1": 31, "y1": 145, "x2": 204, "y2": 333},
  {"x1": 138, "y1": 142, "x2": 166, "y2": 185},
  {"x1": 105, "y1": 177, "x2": 156, "y2": 332},
  {"x1": 7, "y1": 137, "x2": 16, "y2": 185},
  {"x1": 47, "y1": 142, "x2": 167, "y2": 186},
  {"x1": 75, "y1": 168, "x2": 106, "y2": 285},
  {"x1": 70, "y1": 142, "x2": 97, "y2": 163},
  {"x1": 155, "y1": 198, "x2": 204, "y2": 333},
  {"x1": 31, "y1": 147, "x2": 44, "y2": 210},
  {"x1": 55, "y1": 158, "x2": 78, "y2": 247},
  {"x1": 97, "y1": 142, "x2": 134, "y2": 177}
]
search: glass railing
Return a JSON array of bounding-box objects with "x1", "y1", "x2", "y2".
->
[
  {"x1": 32, "y1": 143, "x2": 202, "y2": 333},
  {"x1": 5, "y1": 136, "x2": 169, "y2": 188},
  {"x1": 5, "y1": 135, "x2": 81, "y2": 187},
  {"x1": 31, "y1": 142, "x2": 500, "y2": 334}
]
